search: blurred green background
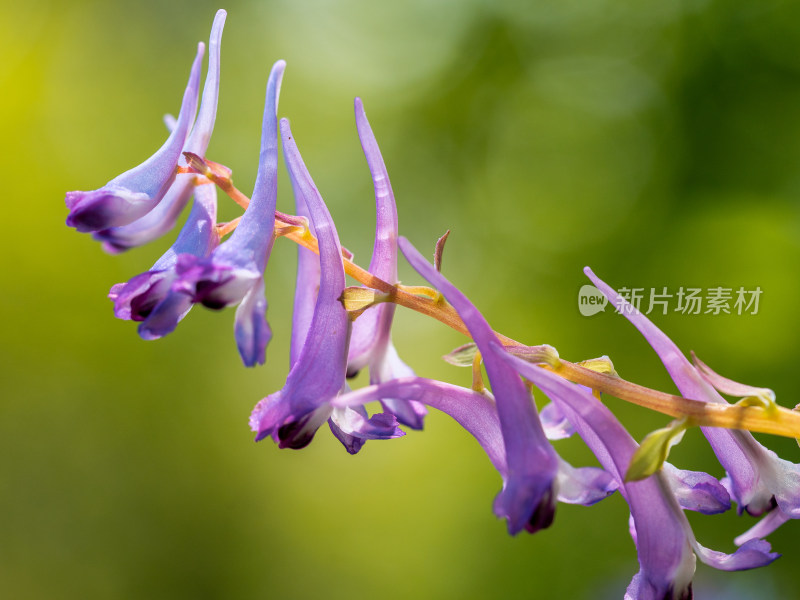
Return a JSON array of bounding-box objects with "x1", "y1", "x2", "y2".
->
[{"x1": 3, "y1": 0, "x2": 800, "y2": 598}]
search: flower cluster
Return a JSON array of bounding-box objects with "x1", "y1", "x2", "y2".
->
[{"x1": 67, "y1": 11, "x2": 800, "y2": 599}]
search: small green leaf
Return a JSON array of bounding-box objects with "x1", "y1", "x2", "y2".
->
[
  {"x1": 625, "y1": 418, "x2": 690, "y2": 482},
  {"x1": 577, "y1": 355, "x2": 617, "y2": 377},
  {"x1": 736, "y1": 395, "x2": 778, "y2": 412},
  {"x1": 338, "y1": 287, "x2": 389, "y2": 320},
  {"x1": 507, "y1": 344, "x2": 561, "y2": 369},
  {"x1": 443, "y1": 343, "x2": 478, "y2": 367}
]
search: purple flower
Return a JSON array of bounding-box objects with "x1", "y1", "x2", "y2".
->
[
  {"x1": 346, "y1": 98, "x2": 426, "y2": 430},
  {"x1": 282, "y1": 115, "x2": 397, "y2": 455},
  {"x1": 735, "y1": 509, "x2": 791, "y2": 547},
  {"x1": 108, "y1": 181, "x2": 219, "y2": 337},
  {"x1": 332, "y1": 376, "x2": 616, "y2": 506},
  {"x1": 585, "y1": 268, "x2": 800, "y2": 524},
  {"x1": 66, "y1": 41, "x2": 204, "y2": 233},
  {"x1": 542, "y1": 384, "x2": 729, "y2": 514},
  {"x1": 663, "y1": 463, "x2": 731, "y2": 515},
  {"x1": 248, "y1": 118, "x2": 403, "y2": 450},
  {"x1": 172, "y1": 60, "x2": 286, "y2": 367},
  {"x1": 398, "y1": 236, "x2": 559, "y2": 535},
  {"x1": 496, "y1": 349, "x2": 779, "y2": 600},
  {"x1": 288, "y1": 152, "x2": 318, "y2": 369},
  {"x1": 93, "y1": 10, "x2": 226, "y2": 252},
  {"x1": 540, "y1": 400, "x2": 576, "y2": 440},
  {"x1": 281, "y1": 123, "x2": 382, "y2": 455},
  {"x1": 542, "y1": 382, "x2": 730, "y2": 514}
]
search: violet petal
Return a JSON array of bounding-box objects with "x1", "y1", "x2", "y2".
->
[
  {"x1": 93, "y1": 10, "x2": 226, "y2": 250},
  {"x1": 399, "y1": 237, "x2": 558, "y2": 535},
  {"x1": 66, "y1": 43, "x2": 203, "y2": 232}
]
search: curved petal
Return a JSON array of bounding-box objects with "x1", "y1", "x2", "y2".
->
[
  {"x1": 328, "y1": 406, "x2": 367, "y2": 455},
  {"x1": 500, "y1": 346, "x2": 780, "y2": 595},
  {"x1": 496, "y1": 348, "x2": 696, "y2": 599},
  {"x1": 277, "y1": 405, "x2": 332, "y2": 450},
  {"x1": 66, "y1": 43, "x2": 203, "y2": 232},
  {"x1": 208, "y1": 60, "x2": 283, "y2": 272},
  {"x1": 586, "y1": 267, "x2": 797, "y2": 518},
  {"x1": 109, "y1": 270, "x2": 174, "y2": 321},
  {"x1": 137, "y1": 290, "x2": 194, "y2": 340},
  {"x1": 93, "y1": 10, "x2": 226, "y2": 250},
  {"x1": 347, "y1": 97, "x2": 400, "y2": 369},
  {"x1": 540, "y1": 401, "x2": 575, "y2": 440},
  {"x1": 249, "y1": 117, "x2": 349, "y2": 442},
  {"x1": 235, "y1": 276, "x2": 270, "y2": 367},
  {"x1": 176, "y1": 60, "x2": 284, "y2": 310},
  {"x1": 341, "y1": 100, "x2": 425, "y2": 429},
  {"x1": 693, "y1": 539, "x2": 779, "y2": 571},
  {"x1": 182, "y1": 10, "x2": 225, "y2": 156},
  {"x1": 95, "y1": 175, "x2": 196, "y2": 253},
  {"x1": 334, "y1": 377, "x2": 506, "y2": 474},
  {"x1": 399, "y1": 236, "x2": 558, "y2": 535},
  {"x1": 328, "y1": 405, "x2": 404, "y2": 455},
  {"x1": 371, "y1": 342, "x2": 427, "y2": 430},
  {"x1": 289, "y1": 155, "x2": 318, "y2": 368},
  {"x1": 109, "y1": 180, "x2": 218, "y2": 336},
  {"x1": 279, "y1": 117, "x2": 348, "y2": 406},
  {"x1": 555, "y1": 458, "x2": 617, "y2": 506},
  {"x1": 735, "y1": 509, "x2": 790, "y2": 547},
  {"x1": 663, "y1": 463, "x2": 731, "y2": 515}
]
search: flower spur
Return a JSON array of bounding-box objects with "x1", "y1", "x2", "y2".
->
[
  {"x1": 249, "y1": 117, "x2": 402, "y2": 450},
  {"x1": 66, "y1": 40, "x2": 203, "y2": 232}
]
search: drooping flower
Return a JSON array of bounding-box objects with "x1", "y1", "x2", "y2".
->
[
  {"x1": 540, "y1": 381, "x2": 730, "y2": 515},
  {"x1": 540, "y1": 379, "x2": 731, "y2": 516},
  {"x1": 662, "y1": 463, "x2": 731, "y2": 515},
  {"x1": 66, "y1": 42, "x2": 204, "y2": 233},
  {"x1": 539, "y1": 399, "x2": 576, "y2": 440},
  {"x1": 334, "y1": 375, "x2": 616, "y2": 504},
  {"x1": 346, "y1": 97, "x2": 426, "y2": 430},
  {"x1": 288, "y1": 154, "x2": 318, "y2": 369},
  {"x1": 735, "y1": 508, "x2": 791, "y2": 547},
  {"x1": 108, "y1": 181, "x2": 219, "y2": 336},
  {"x1": 496, "y1": 348, "x2": 779, "y2": 600},
  {"x1": 248, "y1": 117, "x2": 403, "y2": 450},
  {"x1": 94, "y1": 10, "x2": 226, "y2": 252},
  {"x1": 585, "y1": 268, "x2": 800, "y2": 525},
  {"x1": 282, "y1": 118, "x2": 395, "y2": 455},
  {"x1": 398, "y1": 236, "x2": 559, "y2": 535},
  {"x1": 171, "y1": 60, "x2": 286, "y2": 367}
]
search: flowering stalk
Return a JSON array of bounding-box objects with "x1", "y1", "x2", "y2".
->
[
  {"x1": 194, "y1": 190, "x2": 800, "y2": 440},
  {"x1": 66, "y1": 12, "x2": 800, "y2": 598}
]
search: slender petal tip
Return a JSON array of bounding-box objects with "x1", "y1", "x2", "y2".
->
[{"x1": 66, "y1": 43, "x2": 204, "y2": 232}]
